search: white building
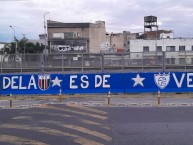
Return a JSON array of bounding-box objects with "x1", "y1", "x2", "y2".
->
[
  {"x1": 0, "y1": 42, "x2": 7, "y2": 50},
  {"x1": 0, "y1": 42, "x2": 9, "y2": 62},
  {"x1": 129, "y1": 38, "x2": 193, "y2": 65}
]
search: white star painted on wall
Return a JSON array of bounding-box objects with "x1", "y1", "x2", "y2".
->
[
  {"x1": 52, "y1": 76, "x2": 62, "y2": 87},
  {"x1": 132, "y1": 74, "x2": 145, "y2": 87}
]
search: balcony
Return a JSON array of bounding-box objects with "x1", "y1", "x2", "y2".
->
[
  {"x1": 143, "y1": 51, "x2": 163, "y2": 56},
  {"x1": 179, "y1": 51, "x2": 193, "y2": 56}
]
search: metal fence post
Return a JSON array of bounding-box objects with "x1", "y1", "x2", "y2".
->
[
  {"x1": 162, "y1": 51, "x2": 165, "y2": 72},
  {"x1": 101, "y1": 53, "x2": 104, "y2": 73},
  {"x1": 20, "y1": 54, "x2": 22, "y2": 73},
  {"x1": 41, "y1": 53, "x2": 44, "y2": 73},
  {"x1": 9, "y1": 93, "x2": 12, "y2": 108},
  {"x1": 62, "y1": 54, "x2": 64, "y2": 73},
  {"x1": 59, "y1": 88, "x2": 62, "y2": 103},
  {"x1": 81, "y1": 53, "x2": 84, "y2": 72},
  {"x1": 107, "y1": 91, "x2": 111, "y2": 105},
  {"x1": 142, "y1": 52, "x2": 144, "y2": 72},
  {"x1": 157, "y1": 90, "x2": 161, "y2": 106},
  {"x1": 185, "y1": 51, "x2": 187, "y2": 72},
  {"x1": 122, "y1": 52, "x2": 124, "y2": 71},
  {"x1": 1, "y1": 55, "x2": 2, "y2": 73}
]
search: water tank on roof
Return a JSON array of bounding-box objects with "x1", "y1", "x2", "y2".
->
[
  {"x1": 144, "y1": 15, "x2": 158, "y2": 39},
  {"x1": 144, "y1": 16, "x2": 158, "y2": 30},
  {"x1": 144, "y1": 16, "x2": 157, "y2": 23}
]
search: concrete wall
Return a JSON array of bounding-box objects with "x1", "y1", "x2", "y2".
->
[
  {"x1": 89, "y1": 21, "x2": 106, "y2": 53},
  {"x1": 160, "y1": 32, "x2": 174, "y2": 39},
  {"x1": 111, "y1": 33, "x2": 124, "y2": 49},
  {"x1": 48, "y1": 27, "x2": 89, "y2": 39}
]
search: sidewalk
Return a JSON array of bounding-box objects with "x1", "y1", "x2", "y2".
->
[
  {"x1": 1, "y1": 93, "x2": 193, "y2": 108},
  {"x1": 65, "y1": 94, "x2": 193, "y2": 107}
]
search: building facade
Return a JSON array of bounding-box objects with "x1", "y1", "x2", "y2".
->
[
  {"x1": 129, "y1": 38, "x2": 193, "y2": 65},
  {"x1": 47, "y1": 20, "x2": 107, "y2": 53},
  {"x1": 46, "y1": 18, "x2": 193, "y2": 66}
]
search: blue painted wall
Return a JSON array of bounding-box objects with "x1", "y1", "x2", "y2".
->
[{"x1": 1, "y1": 72, "x2": 193, "y2": 95}]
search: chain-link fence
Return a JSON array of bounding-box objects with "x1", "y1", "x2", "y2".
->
[{"x1": 0, "y1": 51, "x2": 192, "y2": 73}]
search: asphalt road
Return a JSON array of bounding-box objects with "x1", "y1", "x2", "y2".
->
[{"x1": 0, "y1": 105, "x2": 193, "y2": 145}]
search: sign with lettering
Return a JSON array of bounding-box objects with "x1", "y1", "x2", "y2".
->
[
  {"x1": 124, "y1": 72, "x2": 193, "y2": 93},
  {"x1": 62, "y1": 73, "x2": 124, "y2": 94},
  {"x1": 1, "y1": 72, "x2": 193, "y2": 95},
  {"x1": 1, "y1": 74, "x2": 63, "y2": 95}
]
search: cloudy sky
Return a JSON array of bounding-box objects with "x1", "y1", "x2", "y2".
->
[{"x1": 1, "y1": 0, "x2": 193, "y2": 42}]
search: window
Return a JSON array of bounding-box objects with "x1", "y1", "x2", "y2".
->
[
  {"x1": 166, "y1": 58, "x2": 175, "y2": 64},
  {"x1": 166, "y1": 46, "x2": 175, "y2": 51},
  {"x1": 156, "y1": 46, "x2": 162, "y2": 52},
  {"x1": 143, "y1": 46, "x2": 149, "y2": 52},
  {"x1": 179, "y1": 46, "x2": 185, "y2": 51},
  {"x1": 64, "y1": 32, "x2": 74, "y2": 39},
  {"x1": 179, "y1": 58, "x2": 185, "y2": 64},
  {"x1": 53, "y1": 33, "x2": 64, "y2": 39},
  {"x1": 157, "y1": 56, "x2": 163, "y2": 64}
]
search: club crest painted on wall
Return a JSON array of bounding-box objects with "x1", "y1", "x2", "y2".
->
[
  {"x1": 38, "y1": 74, "x2": 50, "y2": 90},
  {"x1": 154, "y1": 73, "x2": 170, "y2": 89}
]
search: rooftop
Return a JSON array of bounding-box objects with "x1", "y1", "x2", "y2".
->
[{"x1": 47, "y1": 20, "x2": 90, "y2": 28}]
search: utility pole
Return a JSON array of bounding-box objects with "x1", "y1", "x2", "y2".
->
[
  {"x1": 42, "y1": 12, "x2": 49, "y2": 73},
  {"x1": 10, "y1": 26, "x2": 17, "y2": 55},
  {"x1": 155, "y1": 26, "x2": 158, "y2": 65},
  {"x1": 44, "y1": 12, "x2": 49, "y2": 54},
  {"x1": 22, "y1": 34, "x2": 27, "y2": 59}
]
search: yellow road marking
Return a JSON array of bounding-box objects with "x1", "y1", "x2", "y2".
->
[
  {"x1": 0, "y1": 135, "x2": 48, "y2": 145},
  {"x1": 81, "y1": 119, "x2": 102, "y2": 125},
  {"x1": 1, "y1": 124, "x2": 105, "y2": 145},
  {"x1": 40, "y1": 119, "x2": 102, "y2": 126},
  {"x1": 1, "y1": 124, "x2": 77, "y2": 137},
  {"x1": 61, "y1": 124, "x2": 112, "y2": 141},
  {"x1": 48, "y1": 106, "x2": 108, "y2": 120},
  {"x1": 39, "y1": 120, "x2": 63, "y2": 124},
  {"x1": 12, "y1": 116, "x2": 32, "y2": 120},
  {"x1": 81, "y1": 120, "x2": 111, "y2": 130},
  {"x1": 67, "y1": 104, "x2": 107, "y2": 115},
  {"x1": 21, "y1": 111, "x2": 72, "y2": 118},
  {"x1": 74, "y1": 138, "x2": 104, "y2": 145}
]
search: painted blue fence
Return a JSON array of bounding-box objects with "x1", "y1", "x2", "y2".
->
[{"x1": 1, "y1": 72, "x2": 193, "y2": 95}]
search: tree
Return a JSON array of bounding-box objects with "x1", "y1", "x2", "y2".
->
[
  {"x1": 3, "y1": 38, "x2": 44, "y2": 54},
  {"x1": 3, "y1": 42, "x2": 16, "y2": 54}
]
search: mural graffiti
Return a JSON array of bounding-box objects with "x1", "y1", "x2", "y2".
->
[{"x1": 1, "y1": 72, "x2": 193, "y2": 95}]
